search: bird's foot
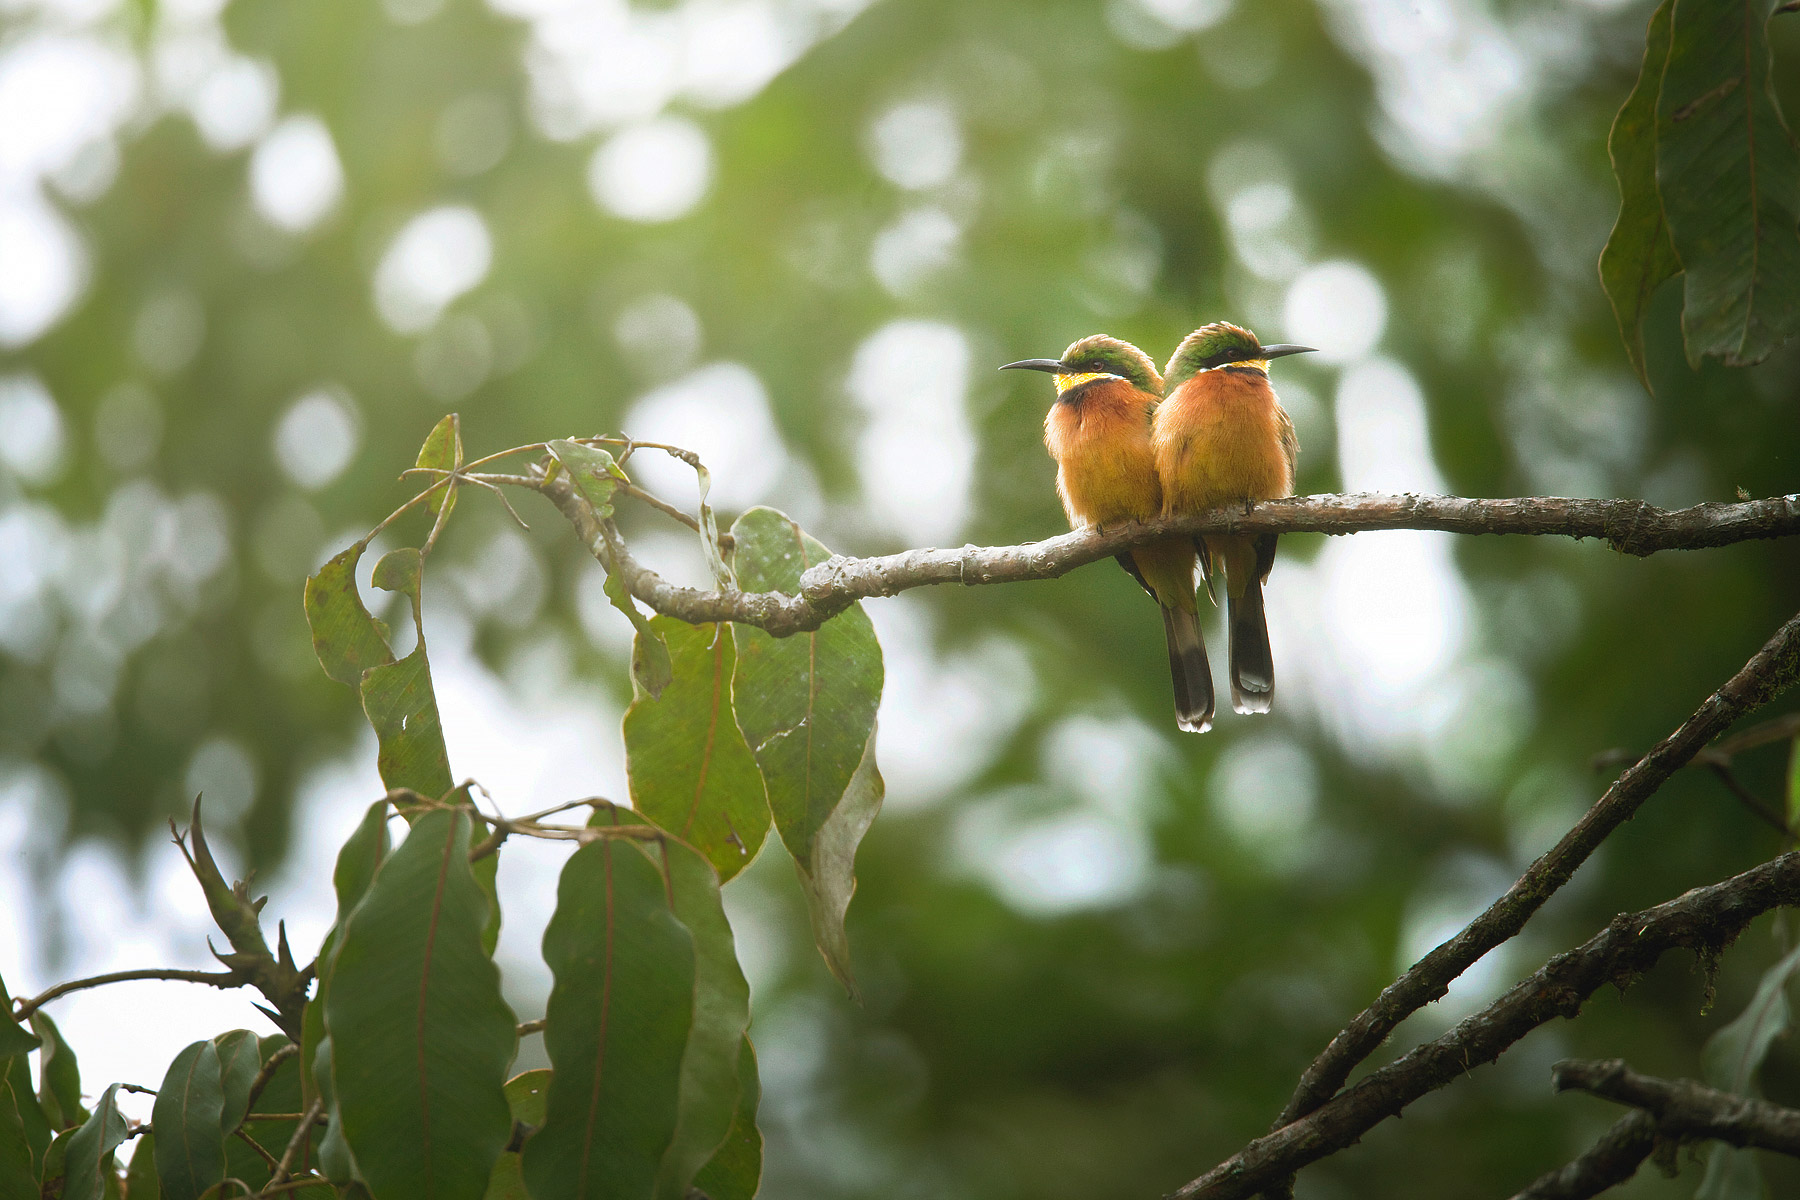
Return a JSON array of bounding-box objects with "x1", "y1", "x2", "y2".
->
[{"x1": 1241, "y1": 498, "x2": 1255, "y2": 516}]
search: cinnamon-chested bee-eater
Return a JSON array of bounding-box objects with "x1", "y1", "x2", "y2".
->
[
  {"x1": 1002, "y1": 335, "x2": 1213, "y2": 733},
  {"x1": 1154, "y1": 322, "x2": 1314, "y2": 715}
]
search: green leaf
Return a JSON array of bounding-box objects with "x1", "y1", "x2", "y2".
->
[
  {"x1": 151, "y1": 1041, "x2": 225, "y2": 1200},
  {"x1": 504, "y1": 1069, "x2": 549, "y2": 1129},
  {"x1": 655, "y1": 839, "x2": 752, "y2": 1200},
  {"x1": 483, "y1": 1151, "x2": 531, "y2": 1200},
  {"x1": 1599, "y1": 0, "x2": 1681, "y2": 389},
  {"x1": 2, "y1": 1055, "x2": 51, "y2": 1176},
  {"x1": 326, "y1": 809, "x2": 516, "y2": 1200},
  {"x1": 1696, "y1": 940, "x2": 1800, "y2": 1200},
  {"x1": 0, "y1": 1070, "x2": 40, "y2": 1199},
  {"x1": 1698, "y1": 1141, "x2": 1768, "y2": 1200},
  {"x1": 0, "y1": 972, "x2": 40, "y2": 1060},
  {"x1": 124, "y1": 1131, "x2": 159, "y2": 1200},
  {"x1": 691, "y1": 1039, "x2": 761, "y2": 1200},
  {"x1": 61, "y1": 1084, "x2": 128, "y2": 1200},
  {"x1": 729, "y1": 507, "x2": 884, "y2": 992},
  {"x1": 625, "y1": 618, "x2": 770, "y2": 882},
  {"x1": 1785, "y1": 735, "x2": 1799, "y2": 833},
  {"x1": 361, "y1": 548, "x2": 455, "y2": 799},
  {"x1": 331, "y1": 800, "x2": 394, "y2": 937},
  {"x1": 31, "y1": 1011, "x2": 86, "y2": 1130},
  {"x1": 417, "y1": 413, "x2": 464, "y2": 521},
  {"x1": 304, "y1": 541, "x2": 395, "y2": 689},
  {"x1": 545, "y1": 440, "x2": 628, "y2": 521},
  {"x1": 1657, "y1": 0, "x2": 1800, "y2": 367},
  {"x1": 525, "y1": 839, "x2": 695, "y2": 1200},
  {"x1": 693, "y1": 460, "x2": 733, "y2": 590},
  {"x1": 211, "y1": 1031, "x2": 260, "y2": 1136}
]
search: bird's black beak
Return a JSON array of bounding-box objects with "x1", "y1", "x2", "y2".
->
[
  {"x1": 998, "y1": 358, "x2": 1069, "y2": 374},
  {"x1": 1258, "y1": 344, "x2": 1318, "y2": 360}
]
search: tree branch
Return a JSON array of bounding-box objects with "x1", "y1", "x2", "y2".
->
[
  {"x1": 1506, "y1": 1111, "x2": 1658, "y2": 1200},
  {"x1": 1170, "y1": 851, "x2": 1800, "y2": 1199},
  {"x1": 532, "y1": 474, "x2": 1799, "y2": 636},
  {"x1": 1259, "y1": 606, "x2": 1800, "y2": 1156},
  {"x1": 13, "y1": 967, "x2": 244, "y2": 1021}
]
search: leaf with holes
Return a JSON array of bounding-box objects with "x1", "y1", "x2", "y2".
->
[
  {"x1": 625, "y1": 618, "x2": 769, "y2": 882},
  {"x1": 729, "y1": 507, "x2": 884, "y2": 992},
  {"x1": 152, "y1": 1040, "x2": 225, "y2": 1200},
  {"x1": 327, "y1": 809, "x2": 516, "y2": 1200},
  {"x1": 305, "y1": 542, "x2": 395, "y2": 689},
  {"x1": 525, "y1": 839, "x2": 694, "y2": 1200},
  {"x1": 1657, "y1": 0, "x2": 1800, "y2": 366},
  {"x1": 1599, "y1": 0, "x2": 1680, "y2": 388},
  {"x1": 362, "y1": 548, "x2": 454, "y2": 800}
]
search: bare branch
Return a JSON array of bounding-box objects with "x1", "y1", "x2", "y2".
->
[
  {"x1": 530, "y1": 469, "x2": 1799, "y2": 636},
  {"x1": 1263, "y1": 606, "x2": 1800, "y2": 1148},
  {"x1": 1506, "y1": 1111, "x2": 1658, "y2": 1200},
  {"x1": 1171, "y1": 850, "x2": 1800, "y2": 1199},
  {"x1": 1551, "y1": 1058, "x2": 1800, "y2": 1153},
  {"x1": 13, "y1": 967, "x2": 244, "y2": 1021}
]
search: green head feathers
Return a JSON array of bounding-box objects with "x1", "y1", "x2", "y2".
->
[
  {"x1": 1057, "y1": 335, "x2": 1163, "y2": 394},
  {"x1": 1163, "y1": 322, "x2": 1316, "y2": 390}
]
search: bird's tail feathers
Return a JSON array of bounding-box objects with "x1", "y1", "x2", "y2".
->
[
  {"x1": 1227, "y1": 581, "x2": 1274, "y2": 715},
  {"x1": 1162, "y1": 605, "x2": 1214, "y2": 734}
]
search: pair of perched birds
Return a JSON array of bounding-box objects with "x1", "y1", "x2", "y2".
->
[{"x1": 1003, "y1": 322, "x2": 1313, "y2": 734}]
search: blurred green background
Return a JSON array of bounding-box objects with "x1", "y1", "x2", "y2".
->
[{"x1": 1, "y1": 0, "x2": 1798, "y2": 1195}]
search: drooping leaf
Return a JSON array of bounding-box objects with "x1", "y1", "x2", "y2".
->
[
  {"x1": 625, "y1": 619, "x2": 770, "y2": 882},
  {"x1": 691, "y1": 1039, "x2": 761, "y2": 1200},
  {"x1": 729, "y1": 507, "x2": 884, "y2": 991},
  {"x1": 0, "y1": 972, "x2": 39, "y2": 1061},
  {"x1": 31, "y1": 1011, "x2": 86, "y2": 1130},
  {"x1": 525, "y1": 839, "x2": 695, "y2": 1200},
  {"x1": 693, "y1": 460, "x2": 733, "y2": 590},
  {"x1": 61, "y1": 1084, "x2": 128, "y2": 1200},
  {"x1": 304, "y1": 541, "x2": 395, "y2": 689},
  {"x1": 123, "y1": 1131, "x2": 159, "y2": 1200},
  {"x1": 1599, "y1": 0, "x2": 1680, "y2": 389},
  {"x1": 2, "y1": 1055, "x2": 50, "y2": 1176},
  {"x1": 1696, "y1": 940, "x2": 1800, "y2": 1200},
  {"x1": 417, "y1": 413, "x2": 464, "y2": 522},
  {"x1": 0, "y1": 1071, "x2": 39, "y2": 1199},
  {"x1": 1657, "y1": 0, "x2": 1800, "y2": 367},
  {"x1": 545, "y1": 440, "x2": 628, "y2": 521},
  {"x1": 797, "y1": 726, "x2": 885, "y2": 996},
  {"x1": 360, "y1": 548, "x2": 455, "y2": 800},
  {"x1": 326, "y1": 809, "x2": 516, "y2": 1200},
  {"x1": 151, "y1": 1040, "x2": 226, "y2": 1200},
  {"x1": 654, "y1": 838, "x2": 752, "y2": 1200},
  {"x1": 211, "y1": 1031, "x2": 260, "y2": 1136}
]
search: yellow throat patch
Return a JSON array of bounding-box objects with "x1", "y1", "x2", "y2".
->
[{"x1": 1053, "y1": 371, "x2": 1115, "y2": 394}]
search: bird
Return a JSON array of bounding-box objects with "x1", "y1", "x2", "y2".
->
[
  {"x1": 1154, "y1": 322, "x2": 1314, "y2": 716},
  {"x1": 1001, "y1": 335, "x2": 1213, "y2": 733}
]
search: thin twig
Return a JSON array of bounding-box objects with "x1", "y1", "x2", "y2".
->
[
  {"x1": 1705, "y1": 762, "x2": 1790, "y2": 835},
  {"x1": 259, "y1": 1097, "x2": 324, "y2": 1195},
  {"x1": 243, "y1": 1042, "x2": 300, "y2": 1117},
  {"x1": 234, "y1": 1127, "x2": 282, "y2": 1172},
  {"x1": 1506, "y1": 1110, "x2": 1658, "y2": 1200},
  {"x1": 518, "y1": 1018, "x2": 546, "y2": 1037},
  {"x1": 1171, "y1": 850, "x2": 1800, "y2": 1198},
  {"x1": 1258, "y1": 605, "x2": 1800, "y2": 1164},
  {"x1": 13, "y1": 967, "x2": 243, "y2": 1021}
]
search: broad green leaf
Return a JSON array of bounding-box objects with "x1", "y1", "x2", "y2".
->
[
  {"x1": 692, "y1": 1039, "x2": 761, "y2": 1200},
  {"x1": 331, "y1": 800, "x2": 394, "y2": 940},
  {"x1": 545, "y1": 440, "x2": 628, "y2": 520},
  {"x1": 1599, "y1": 0, "x2": 1680, "y2": 389},
  {"x1": 484, "y1": 1152, "x2": 530, "y2": 1200},
  {"x1": 2, "y1": 1054, "x2": 50, "y2": 1175},
  {"x1": 152, "y1": 1041, "x2": 225, "y2": 1200},
  {"x1": 304, "y1": 542, "x2": 395, "y2": 688},
  {"x1": 525, "y1": 839, "x2": 695, "y2": 1200},
  {"x1": 0, "y1": 1072, "x2": 39, "y2": 1199},
  {"x1": 62, "y1": 1084, "x2": 128, "y2": 1200},
  {"x1": 327, "y1": 809, "x2": 516, "y2": 1200},
  {"x1": 625, "y1": 618, "x2": 770, "y2": 882},
  {"x1": 504, "y1": 1069, "x2": 549, "y2": 1129},
  {"x1": 0, "y1": 972, "x2": 40, "y2": 1060},
  {"x1": 31, "y1": 1011, "x2": 86, "y2": 1129},
  {"x1": 362, "y1": 548, "x2": 454, "y2": 799},
  {"x1": 212, "y1": 1031, "x2": 260, "y2": 1136},
  {"x1": 1657, "y1": 0, "x2": 1800, "y2": 366},
  {"x1": 729, "y1": 508, "x2": 884, "y2": 991},
  {"x1": 1696, "y1": 940, "x2": 1800, "y2": 1200},
  {"x1": 596, "y1": 564, "x2": 673, "y2": 700},
  {"x1": 654, "y1": 839, "x2": 752, "y2": 1200},
  {"x1": 418, "y1": 413, "x2": 464, "y2": 521},
  {"x1": 124, "y1": 1131, "x2": 158, "y2": 1200}
]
